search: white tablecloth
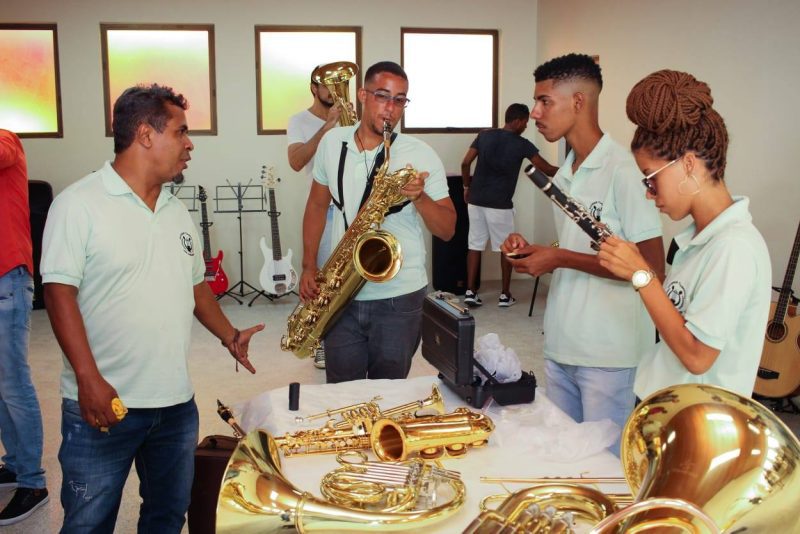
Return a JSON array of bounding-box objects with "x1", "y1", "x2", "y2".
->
[{"x1": 235, "y1": 376, "x2": 626, "y2": 533}]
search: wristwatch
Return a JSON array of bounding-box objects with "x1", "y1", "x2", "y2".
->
[{"x1": 631, "y1": 269, "x2": 655, "y2": 291}]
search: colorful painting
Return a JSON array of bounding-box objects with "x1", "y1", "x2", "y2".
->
[
  {"x1": 101, "y1": 24, "x2": 216, "y2": 135},
  {"x1": 0, "y1": 24, "x2": 63, "y2": 137},
  {"x1": 256, "y1": 26, "x2": 360, "y2": 134}
]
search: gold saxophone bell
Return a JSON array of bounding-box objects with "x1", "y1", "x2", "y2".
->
[
  {"x1": 276, "y1": 385, "x2": 447, "y2": 457},
  {"x1": 311, "y1": 60, "x2": 358, "y2": 126},
  {"x1": 469, "y1": 383, "x2": 800, "y2": 533},
  {"x1": 371, "y1": 407, "x2": 495, "y2": 462},
  {"x1": 216, "y1": 430, "x2": 465, "y2": 533}
]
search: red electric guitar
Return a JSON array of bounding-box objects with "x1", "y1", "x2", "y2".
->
[
  {"x1": 198, "y1": 186, "x2": 229, "y2": 296},
  {"x1": 754, "y1": 220, "x2": 800, "y2": 398},
  {"x1": 258, "y1": 168, "x2": 298, "y2": 296}
]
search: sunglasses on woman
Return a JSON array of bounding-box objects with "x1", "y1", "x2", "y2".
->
[{"x1": 641, "y1": 158, "x2": 678, "y2": 195}]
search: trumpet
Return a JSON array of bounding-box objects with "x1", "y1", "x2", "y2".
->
[{"x1": 295, "y1": 384, "x2": 445, "y2": 430}]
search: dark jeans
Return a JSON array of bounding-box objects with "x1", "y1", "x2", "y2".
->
[
  {"x1": 59, "y1": 397, "x2": 199, "y2": 534},
  {"x1": 324, "y1": 287, "x2": 426, "y2": 383}
]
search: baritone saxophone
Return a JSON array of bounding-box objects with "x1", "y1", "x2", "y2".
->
[{"x1": 282, "y1": 121, "x2": 417, "y2": 358}]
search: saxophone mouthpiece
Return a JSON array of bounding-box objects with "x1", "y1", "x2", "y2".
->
[{"x1": 383, "y1": 120, "x2": 392, "y2": 137}]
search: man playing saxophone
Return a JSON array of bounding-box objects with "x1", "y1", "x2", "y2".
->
[{"x1": 300, "y1": 61, "x2": 455, "y2": 383}]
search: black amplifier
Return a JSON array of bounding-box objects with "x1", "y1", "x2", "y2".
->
[{"x1": 421, "y1": 292, "x2": 536, "y2": 408}]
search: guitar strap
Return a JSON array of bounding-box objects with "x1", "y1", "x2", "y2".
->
[{"x1": 333, "y1": 132, "x2": 409, "y2": 230}]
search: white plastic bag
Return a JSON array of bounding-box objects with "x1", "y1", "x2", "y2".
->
[{"x1": 473, "y1": 333, "x2": 522, "y2": 383}]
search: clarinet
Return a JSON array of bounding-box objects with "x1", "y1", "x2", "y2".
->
[{"x1": 524, "y1": 165, "x2": 613, "y2": 251}]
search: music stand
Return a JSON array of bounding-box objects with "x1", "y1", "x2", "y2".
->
[
  {"x1": 214, "y1": 180, "x2": 265, "y2": 304},
  {"x1": 163, "y1": 183, "x2": 198, "y2": 212}
]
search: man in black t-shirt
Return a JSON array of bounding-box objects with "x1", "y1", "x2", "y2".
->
[{"x1": 460, "y1": 103, "x2": 557, "y2": 307}]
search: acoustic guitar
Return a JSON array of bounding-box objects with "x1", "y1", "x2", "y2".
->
[
  {"x1": 198, "y1": 186, "x2": 229, "y2": 296},
  {"x1": 258, "y1": 168, "x2": 298, "y2": 296},
  {"x1": 754, "y1": 220, "x2": 800, "y2": 398}
]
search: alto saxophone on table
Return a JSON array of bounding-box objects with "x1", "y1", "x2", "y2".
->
[{"x1": 282, "y1": 121, "x2": 418, "y2": 358}]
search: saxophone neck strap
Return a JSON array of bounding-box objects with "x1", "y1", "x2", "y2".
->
[{"x1": 335, "y1": 133, "x2": 406, "y2": 230}]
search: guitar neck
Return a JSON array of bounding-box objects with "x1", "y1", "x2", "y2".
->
[
  {"x1": 268, "y1": 188, "x2": 282, "y2": 261},
  {"x1": 200, "y1": 199, "x2": 212, "y2": 262},
  {"x1": 775, "y1": 220, "x2": 800, "y2": 321}
]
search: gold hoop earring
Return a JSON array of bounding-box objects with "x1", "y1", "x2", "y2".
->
[{"x1": 678, "y1": 174, "x2": 701, "y2": 196}]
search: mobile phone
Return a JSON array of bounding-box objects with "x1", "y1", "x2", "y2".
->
[{"x1": 505, "y1": 251, "x2": 531, "y2": 259}]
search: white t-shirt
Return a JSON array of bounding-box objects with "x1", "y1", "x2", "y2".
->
[
  {"x1": 287, "y1": 109, "x2": 325, "y2": 183},
  {"x1": 313, "y1": 124, "x2": 449, "y2": 301},
  {"x1": 634, "y1": 197, "x2": 772, "y2": 398},
  {"x1": 543, "y1": 134, "x2": 663, "y2": 368},
  {"x1": 41, "y1": 162, "x2": 205, "y2": 408}
]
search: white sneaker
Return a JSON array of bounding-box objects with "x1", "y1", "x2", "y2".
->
[
  {"x1": 498, "y1": 294, "x2": 516, "y2": 307},
  {"x1": 313, "y1": 347, "x2": 326, "y2": 369},
  {"x1": 464, "y1": 290, "x2": 483, "y2": 307}
]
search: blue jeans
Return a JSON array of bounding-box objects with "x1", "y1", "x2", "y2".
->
[
  {"x1": 544, "y1": 359, "x2": 635, "y2": 456},
  {"x1": 0, "y1": 266, "x2": 45, "y2": 489},
  {"x1": 325, "y1": 287, "x2": 426, "y2": 383},
  {"x1": 59, "y1": 397, "x2": 198, "y2": 534}
]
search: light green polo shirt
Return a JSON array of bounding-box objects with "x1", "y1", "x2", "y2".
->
[
  {"x1": 313, "y1": 124, "x2": 449, "y2": 301},
  {"x1": 634, "y1": 197, "x2": 772, "y2": 398},
  {"x1": 543, "y1": 134, "x2": 663, "y2": 368},
  {"x1": 41, "y1": 162, "x2": 205, "y2": 408}
]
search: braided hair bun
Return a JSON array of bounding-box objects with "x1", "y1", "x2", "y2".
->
[{"x1": 627, "y1": 69, "x2": 728, "y2": 179}]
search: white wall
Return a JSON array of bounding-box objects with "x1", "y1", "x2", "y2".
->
[
  {"x1": 537, "y1": 0, "x2": 800, "y2": 292},
  {"x1": 7, "y1": 0, "x2": 541, "y2": 287}
]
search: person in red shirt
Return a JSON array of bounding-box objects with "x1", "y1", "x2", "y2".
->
[{"x1": 0, "y1": 129, "x2": 48, "y2": 525}]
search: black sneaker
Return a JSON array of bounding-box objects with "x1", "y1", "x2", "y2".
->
[
  {"x1": 498, "y1": 293, "x2": 516, "y2": 308},
  {"x1": 0, "y1": 487, "x2": 49, "y2": 525},
  {"x1": 0, "y1": 466, "x2": 17, "y2": 490},
  {"x1": 464, "y1": 290, "x2": 483, "y2": 307}
]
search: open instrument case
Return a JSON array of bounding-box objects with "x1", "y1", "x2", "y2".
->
[{"x1": 421, "y1": 292, "x2": 536, "y2": 409}]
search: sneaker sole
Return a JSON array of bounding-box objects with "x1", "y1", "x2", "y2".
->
[
  {"x1": 464, "y1": 300, "x2": 482, "y2": 307},
  {"x1": 0, "y1": 482, "x2": 18, "y2": 490},
  {"x1": 0, "y1": 494, "x2": 49, "y2": 525},
  {"x1": 498, "y1": 301, "x2": 516, "y2": 307}
]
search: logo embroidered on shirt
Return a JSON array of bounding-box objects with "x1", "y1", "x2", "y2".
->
[
  {"x1": 666, "y1": 281, "x2": 686, "y2": 312},
  {"x1": 179, "y1": 232, "x2": 195, "y2": 256},
  {"x1": 589, "y1": 201, "x2": 603, "y2": 221}
]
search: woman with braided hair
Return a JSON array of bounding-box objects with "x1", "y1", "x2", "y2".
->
[{"x1": 597, "y1": 70, "x2": 772, "y2": 399}]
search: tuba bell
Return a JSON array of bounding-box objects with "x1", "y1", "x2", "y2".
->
[
  {"x1": 216, "y1": 430, "x2": 465, "y2": 533},
  {"x1": 312, "y1": 61, "x2": 359, "y2": 126},
  {"x1": 468, "y1": 383, "x2": 800, "y2": 533}
]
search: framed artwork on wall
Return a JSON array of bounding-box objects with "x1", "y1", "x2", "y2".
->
[
  {"x1": 100, "y1": 24, "x2": 217, "y2": 136},
  {"x1": 255, "y1": 25, "x2": 361, "y2": 134},
  {"x1": 0, "y1": 23, "x2": 63, "y2": 138}
]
